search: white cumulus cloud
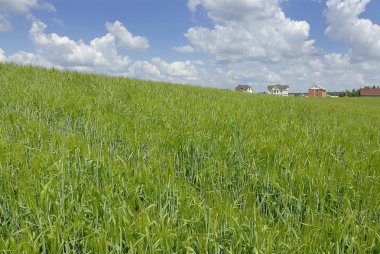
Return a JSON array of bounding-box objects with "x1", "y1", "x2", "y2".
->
[
  {"x1": 0, "y1": 48, "x2": 6, "y2": 62},
  {"x1": 0, "y1": 0, "x2": 39, "y2": 13},
  {"x1": 152, "y1": 58, "x2": 199, "y2": 79},
  {"x1": 24, "y1": 19, "x2": 152, "y2": 70},
  {"x1": 8, "y1": 50, "x2": 54, "y2": 67},
  {"x1": 183, "y1": 0, "x2": 316, "y2": 62},
  {"x1": 28, "y1": 19, "x2": 114, "y2": 66},
  {"x1": 325, "y1": 0, "x2": 380, "y2": 60},
  {"x1": 0, "y1": 0, "x2": 54, "y2": 31},
  {"x1": 128, "y1": 58, "x2": 202, "y2": 83},
  {"x1": 128, "y1": 61, "x2": 161, "y2": 78},
  {"x1": 106, "y1": 21, "x2": 149, "y2": 51},
  {"x1": 188, "y1": 0, "x2": 280, "y2": 22},
  {"x1": 173, "y1": 45, "x2": 195, "y2": 53},
  {"x1": 5, "y1": 18, "x2": 203, "y2": 85}
]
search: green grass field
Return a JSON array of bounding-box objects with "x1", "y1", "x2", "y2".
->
[{"x1": 0, "y1": 63, "x2": 379, "y2": 253}]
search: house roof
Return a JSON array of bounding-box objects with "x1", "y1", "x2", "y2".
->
[
  {"x1": 235, "y1": 85, "x2": 252, "y2": 91},
  {"x1": 267, "y1": 84, "x2": 289, "y2": 91},
  {"x1": 309, "y1": 85, "x2": 326, "y2": 91},
  {"x1": 360, "y1": 88, "x2": 380, "y2": 96}
]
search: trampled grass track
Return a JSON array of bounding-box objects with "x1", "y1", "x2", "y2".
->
[{"x1": 0, "y1": 63, "x2": 379, "y2": 253}]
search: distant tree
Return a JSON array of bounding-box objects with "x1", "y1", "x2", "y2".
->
[
  {"x1": 351, "y1": 88, "x2": 360, "y2": 97},
  {"x1": 337, "y1": 88, "x2": 361, "y2": 97}
]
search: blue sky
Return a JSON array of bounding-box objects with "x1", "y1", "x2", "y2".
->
[{"x1": 1, "y1": 0, "x2": 380, "y2": 92}]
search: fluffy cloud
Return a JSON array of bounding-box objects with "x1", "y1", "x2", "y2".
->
[
  {"x1": 8, "y1": 51, "x2": 54, "y2": 67},
  {"x1": 152, "y1": 58, "x2": 199, "y2": 79},
  {"x1": 325, "y1": 0, "x2": 380, "y2": 60},
  {"x1": 0, "y1": 0, "x2": 44, "y2": 13},
  {"x1": 128, "y1": 58, "x2": 203, "y2": 83},
  {"x1": 25, "y1": 20, "x2": 149, "y2": 70},
  {"x1": 128, "y1": 61, "x2": 161, "y2": 77},
  {"x1": 26, "y1": 19, "x2": 151, "y2": 69},
  {"x1": 188, "y1": 0, "x2": 280, "y2": 22},
  {"x1": 0, "y1": 0, "x2": 54, "y2": 31},
  {"x1": 106, "y1": 21, "x2": 149, "y2": 50},
  {"x1": 24, "y1": 19, "x2": 147, "y2": 69},
  {"x1": 5, "y1": 19, "x2": 202, "y2": 84},
  {"x1": 0, "y1": 48, "x2": 6, "y2": 62},
  {"x1": 173, "y1": 45, "x2": 195, "y2": 53},
  {"x1": 184, "y1": 0, "x2": 316, "y2": 62}
]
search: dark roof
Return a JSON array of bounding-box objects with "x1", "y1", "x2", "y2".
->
[
  {"x1": 267, "y1": 84, "x2": 289, "y2": 91},
  {"x1": 235, "y1": 85, "x2": 252, "y2": 91},
  {"x1": 360, "y1": 88, "x2": 380, "y2": 96}
]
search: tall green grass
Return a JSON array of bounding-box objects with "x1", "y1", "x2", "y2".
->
[{"x1": 0, "y1": 63, "x2": 379, "y2": 253}]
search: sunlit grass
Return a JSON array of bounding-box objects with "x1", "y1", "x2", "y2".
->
[{"x1": 0, "y1": 63, "x2": 379, "y2": 253}]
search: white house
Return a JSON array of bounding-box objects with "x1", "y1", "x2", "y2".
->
[
  {"x1": 235, "y1": 85, "x2": 253, "y2": 93},
  {"x1": 267, "y1": 84, "x2": 289, "y2": 96}
]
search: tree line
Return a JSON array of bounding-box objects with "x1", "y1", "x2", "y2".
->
[{"x1": 328, "y1": 85, "x2": 380, "y2": 97}]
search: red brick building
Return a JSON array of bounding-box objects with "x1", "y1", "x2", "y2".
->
[
  {"x1": 360, "y1": 87, "x2": 380, "y2": 97},
  {"x1": 308, "y1": 85, "x2": 326, "y2": 98}
]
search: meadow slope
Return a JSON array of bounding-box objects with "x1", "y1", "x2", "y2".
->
[{"x1": 0, "y1": 63, "x2": 379, "y2": 253}]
